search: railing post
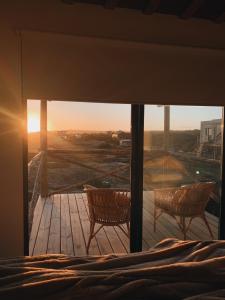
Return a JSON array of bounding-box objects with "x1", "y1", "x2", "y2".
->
[
  {"x1": 164, "y1": 105, "x2": 170, "y2": 151},
  {"x1": 219, "y1": 107, "x2": 225, "y2": 239},
  {"x1": 40, "y1": 100, "x2": 48, "y2": 197}
]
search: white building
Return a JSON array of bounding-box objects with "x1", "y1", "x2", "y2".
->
[
  {"x1": 200, "y1": 119, "x2": 222, "y2": 144},
  {"x1": 119, "y1": 139, "x2": 131, "y2": 147}
]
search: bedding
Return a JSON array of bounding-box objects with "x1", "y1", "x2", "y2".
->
[{"x1": 1, "y1": 238, "x2": 225, "y2": 299}]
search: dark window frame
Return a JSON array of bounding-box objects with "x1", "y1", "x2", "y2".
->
[
  {"x1": 23, "y1": 103, "x2": 225, "y2": 255},
  {"x1": 130, "y1": 104, "x2": 144, "y2": 252},
  {"x1": 219, "y1": 109, "x2": 225, "y2": 239}
]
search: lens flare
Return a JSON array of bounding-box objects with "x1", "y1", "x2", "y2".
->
[{"x1": 27, "y1": 114, "x2": 40, "y2": 132}]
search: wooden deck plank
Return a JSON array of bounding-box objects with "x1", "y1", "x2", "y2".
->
[
  {"x1": 30, "y1": 191, "x2": 219, "y2": 257},
  {"x1": 144, "y1": 202, "x2": 197, "y2": 241},
  {"x1": 82, "y1": 193, "x2": 128, "y2": 254},
  {"x1": 190, "y1": 217, "x2": 218, "y2": 239},
  {"x1": 116, "y1": 223, "x2": 153, "y2": 252},
  {"x1": 146, "y1": 190, "x2": 218, "y2": 237},
  {"x1": 82, "y1": 193, "x2": 146, "y2": 253},
  {"x1": 144, "y1": 190, "x2": 218, "y2": 231},
  {"x1": 205, "y1": 210, "x2": 219, "y2": 223},
  {"x1": 143, "y1": 198, "x2": 184, "y2": 241},
  {"x1": 33, "y1": 196, "x2": 53, "y2": 255},
  {"x1": 92, "y1": 225, "x2": 113, "y2": 255},
  {"x1": 47, "y1": 194, "x2": 61, "y2": 254},
  {"x1": 105, "y1": 226, "x2": 128, "y2": 253},
  {"x1": 113, "y1": 226, "x2": 130, "y2": 253},
  {"x1": 60, "y1": 194, "x2": 74, "y2": 255},
  {"x1": 69, "y1": 194, "x2": 86, "y2": 256},
  {"x1": 144, "y1": 192, "x2": 204, "y2": 241},
  {"x1": 81, "y1": 194, "x2": 113, "y2": 255},
  {"x1": 29, "y1": 196, "x2": 46, "y2": 255},
  {"x1": 144, "y1": 191, "x2": 218, "y2": 240},
  {"x1": 75, "y1": 194, "x2": 100, "y2": 255},
  {"x1": 142, "y1": 238, "x2": 151, "y2": 250},
  {"x1": 143, "y1": 209, "x2": 168, "y2": 244},
  {"x1": 142, "y1": 231, "x2": 158, "y2": 249},
  {"x1": 144, "y1": 194, "x2": 205, "y2": 240}
]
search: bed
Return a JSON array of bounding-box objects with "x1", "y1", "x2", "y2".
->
[{"x1": 1, "y1": 238, "x2": 225, "y2": 299}]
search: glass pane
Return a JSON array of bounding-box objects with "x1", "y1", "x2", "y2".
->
[
  {"x1": 143, "y1": 105, "x2": 223, "y2": 250},
  {"x1": 28, "y1": 100, "x2": 130, "y2": 256},
  {"x1": 27, "y1": 100, "x2": 41, "y2": 248},
  {"x1": 27, "y1": 100, "x2": 40, "y2": 158}
]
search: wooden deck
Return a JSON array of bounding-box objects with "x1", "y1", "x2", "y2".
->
[{"x1": 29, "y1": 191, "x2": 218, "y2": 256}]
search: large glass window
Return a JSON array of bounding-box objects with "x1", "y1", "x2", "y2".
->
[
  {"x1": 143, "y1": 105, "x2": 223, "y2": 249},
  {"x1": 28, "y1": 101, "x2": 131, "y2": 256},
  {"x1": 27, "y1": 101, "x2": 224, "y2": 255}
]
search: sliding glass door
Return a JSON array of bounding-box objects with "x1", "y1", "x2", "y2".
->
[
  {"x1": 26, "y1": 101, "x2": 224, "y2": 256},
  {"x1": 142, "y1": 105, "x2": 223, "y2": 249},
  {"x1": 27, "y1": 100, "x2": 131, "y2": 256}
]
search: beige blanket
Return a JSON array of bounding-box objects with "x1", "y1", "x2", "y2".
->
[{"x1": 1, "y1": 238, "x2": 225, "y2": 300}]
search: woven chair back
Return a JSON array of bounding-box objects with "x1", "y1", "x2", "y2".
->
[
  {"x1": 85, "y1": 188, "x2": 130, "y2": 225},
  {"x1": 176, "y1": 182, "x2": 216, "y2": 216}
]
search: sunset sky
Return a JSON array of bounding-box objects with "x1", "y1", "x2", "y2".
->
[{"x1": 27, "y1": 100, "x2": 222, "y2": 133}]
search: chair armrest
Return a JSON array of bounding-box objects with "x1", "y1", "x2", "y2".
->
[
  {"x1": 83, "y1": 185, "x2": 98, "y2": 193},
  {"x1": 154, "y1": 187, "x2": 178, "y2": 198},
  {"x1": 154, "y1": 187, "x2": 179, "y2": 209}
]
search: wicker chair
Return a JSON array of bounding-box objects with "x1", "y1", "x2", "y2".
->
[
  {"x1": 153, "y1": 182, "x2": 216, "y2": 239},
  {"x1": 84, "y1": 185, "x2": 130, "y2": 253}
]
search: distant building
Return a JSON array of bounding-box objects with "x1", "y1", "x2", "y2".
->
[
  {"x1": 199, "y1": 119, "x2": 222, "y2": 160},
  {"x1": 200, "y1": 119, "x2": 221, "y2": 144},
  {"x1": 119, "y1": 139, "x2": 131, "y2": 147},
  {"x1": 112, "y1": 131, "x2": 130, "y2": 140}
]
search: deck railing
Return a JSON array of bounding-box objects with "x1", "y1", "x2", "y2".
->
[
  {"x1": 28, "y1": 151, "x2": 44, "y2": 233},
  {"x1": 48, "y1": 149, "x2": 130, "y2": 195}
]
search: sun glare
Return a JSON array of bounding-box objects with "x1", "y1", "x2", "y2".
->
[{"x1": 28, "y1": 115, "x2": 40, "y2": 133}]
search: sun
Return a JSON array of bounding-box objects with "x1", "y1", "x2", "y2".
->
[{"x1": 27, "y1": 114, "x2": 40, "y2": 133}]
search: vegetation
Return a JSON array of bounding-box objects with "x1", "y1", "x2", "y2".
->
[
  {"x1": 28, "y1": 129, "x2": 221, "y2": 216},
  {"x1": 144, "y1": 130, "x2": 200, "y2": 152}
]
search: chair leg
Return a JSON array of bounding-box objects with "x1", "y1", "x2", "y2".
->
[
  {"x1": 126, "y1": 222, "x2": 130, "y2": 235},
  {"x1": 118, "y1": 225, "x2": 129, "y2": 237},
  {"x1": 180, "y1": 217, "x2": 187, "y2": 240},
  {"x1": 154, "y1": 206, "x2": 157, "y2": 232},
  {"x1": 86, "y1": 222, "x2": 95, "y2": 254},
  {"x1": 183, "y1": 217, "x2": 187, "y2": 240},
  {"x1": 154, "y1": 208, "x2": 162, "y2": 232},
  {"x1": 186, "y1": 217, "x2": 194, "y2": 234},
  {"x1": 201, "y1": 213, "x2": 214, "y2": 239}
]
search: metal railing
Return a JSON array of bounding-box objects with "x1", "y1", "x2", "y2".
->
[
  {"x1": 28, "y1": 151, "x2": 44, "y2": 233},
  {"x1": 48, "y1": 150, "x2": 130, "y2": 195}
]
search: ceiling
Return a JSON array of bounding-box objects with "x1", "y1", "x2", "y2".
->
[{"x1": 62, "y1": 0, "x2": 225, "y2": 23}]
